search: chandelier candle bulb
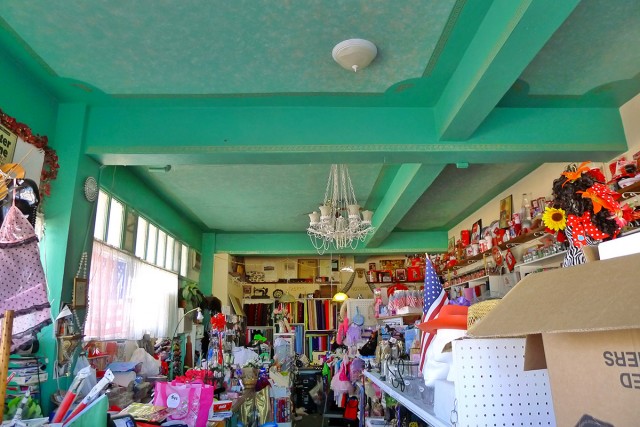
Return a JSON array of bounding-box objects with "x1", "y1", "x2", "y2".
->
[{"x1": 309, "y1": 212, "x2": 320, "y2": 225}]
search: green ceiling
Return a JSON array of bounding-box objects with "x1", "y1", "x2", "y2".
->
[{"x1": 0, "y1": 0, "x2": 637, "y2": 255}]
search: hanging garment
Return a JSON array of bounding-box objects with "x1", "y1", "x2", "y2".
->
[{"x1": 0, "y1": 204, "x2": 51, "y2": 351}]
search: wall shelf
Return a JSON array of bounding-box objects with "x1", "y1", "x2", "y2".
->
[
  {"x1": 515, "y1": 250, "x2": 567, "y2": 268},
  {"x1": 442, "y1": 227, "x2": 549, "y2": 275},
  {"x1": 618, "y1": 180, "x2": 640, "y2": 196},
  {"x1": 444, "y1": 274, "x2": 492, "y2": 289},
  {"x1": 364, "y1": 371, "x2": 449, "y2": 427},
  {"x1": 376, "y1": 313, "x2": 422, "y2": 320}
]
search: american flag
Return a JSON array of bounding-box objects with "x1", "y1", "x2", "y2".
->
[{"x1": 419, "y1": 255, "x2": 448, "y2": 373}]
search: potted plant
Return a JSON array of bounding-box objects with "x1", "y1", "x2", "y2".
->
[{"x1": 181, "y1": 281, "x2": 204, "y2": 314}]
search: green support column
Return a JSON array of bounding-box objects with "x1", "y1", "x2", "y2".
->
[
  {"x1": 39, "y1": 103, "x2": 101, "y2": 414},
  {"x1": 200, "y1": 233, "x2": 216, "y2": 296}
]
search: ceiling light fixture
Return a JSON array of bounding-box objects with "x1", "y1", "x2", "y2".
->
[
  {"x1": 332, "y1": 270, "x2": 356, "y2": 302},
  {"x1": 332, "y1": 39, "x2": 377, "y2": 73},
  {"x1": 307, "y1": 164, "x2": 375, "y2": 255},
  {"x1": 148, "y1": 165, "x2": 172, "y2": 173}
]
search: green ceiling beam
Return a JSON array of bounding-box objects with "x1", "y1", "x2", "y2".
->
[
  {"x1": 215, "y1": 231, "x2": 447, "y2": 256},
  {"x1": 85, "y1": 106, "x2": 627, "y2": 165},
  {"x1": 435, "y1": 0, "x2": 580, "y2": 140},
  {"x1": 366, "y1": 164, "x2": 445, "y2": 248}
]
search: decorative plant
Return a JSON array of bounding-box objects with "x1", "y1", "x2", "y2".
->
[{"x1": 180, "y1": 281, "x2": 204, "y2": 312}]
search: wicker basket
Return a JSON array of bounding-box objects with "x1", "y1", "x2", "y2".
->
[{"x1": 467, "y1": 299, "x2": 501, "y2": 328}]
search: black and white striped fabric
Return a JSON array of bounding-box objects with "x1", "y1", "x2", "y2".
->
[{"x1": 562, "y1": 225, "x2": 597, "y2": 267}]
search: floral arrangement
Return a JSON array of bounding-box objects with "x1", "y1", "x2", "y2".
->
[
  {"x1": 273, "y1": 306, "x2": 292, "y2": 333},
  {"x1": 544, "y1": 162, "x2": 639, "y2": 265},
  {"x1": 273, "y1": 306, "x2": 288, "y2": 323},
  {"x1": 174, "y1": 368, "x2": 214, "y2": 383}
]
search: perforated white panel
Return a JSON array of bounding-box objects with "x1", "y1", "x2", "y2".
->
[
  {"x1": 346, "y1": 299, "x2": 376, "y2": 326},
  {"x1": 452, "y1": 338, "x2": 556, "y2": 426}
]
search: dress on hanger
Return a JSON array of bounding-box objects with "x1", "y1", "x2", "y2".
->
[{"x1": 0, "y1": 203, "x2": 51, "y2": 351}]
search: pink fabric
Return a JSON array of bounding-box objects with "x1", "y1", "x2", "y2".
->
[{"x1": 0, "y1": 205, "x2": 51, "y2": 350}]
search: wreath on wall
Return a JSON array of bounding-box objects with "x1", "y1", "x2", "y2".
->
[{"x1": 0, "y1": 107, "x2": 59, "y2": 201}]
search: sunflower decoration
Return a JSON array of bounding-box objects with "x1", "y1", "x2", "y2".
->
[{"x1": 542, "y1": 207, "x2": 567, "y2": 232}]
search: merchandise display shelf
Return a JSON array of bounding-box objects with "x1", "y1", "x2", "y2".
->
[
  {"x1": 618, "y1": 180, "x2": 640, "y2": 195},
  {"x1": 442, "y1": 227, "x2": 549, "y2": 275},
  {"x1": 515, "y1": 250, "x2": 567, "y2": 268},
  {"x1": 376, "y1": 313, "x2": 422, "y2": 320},
  {"x1": 444, "y1": 274, "x2": 490, "y2": 289},
  {"x1": 243, "y1": 298, "x2": 275, "y2": 304},
  {"x1": 364, "y1": 371, "x2": 450, "y2": 427}
]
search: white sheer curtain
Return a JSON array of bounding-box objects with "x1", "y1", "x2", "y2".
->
[{"x1": 85, "y1": 240, "x2": 178, "y2": 340}]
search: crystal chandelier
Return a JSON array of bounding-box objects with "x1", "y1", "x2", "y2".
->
[{"x1": 307, "y1": 164, "x2": 374, "y2": 254}]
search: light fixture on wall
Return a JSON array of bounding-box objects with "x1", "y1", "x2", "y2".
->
[
  {"x1": 332, "y1": 270, "x2": 356, "y2": 302},
  {"x1": 148, "y1": 165, "x2": 172, "y2": 173},
  {"x1": 307, "y1": 164, "x2": 375, "y2": 255},
  {"x1": 278, "y1": 293, "x2": 296, "y2": 303},
  {"x1": 332, "y1": 39, "x2": 377, "y2": 73}
]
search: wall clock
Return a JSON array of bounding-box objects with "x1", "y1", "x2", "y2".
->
[{"x1": 273, "y1": 289, "x2": 284, "y2": 299}]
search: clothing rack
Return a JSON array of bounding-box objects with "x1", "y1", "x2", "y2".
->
[{"x1": 0, "y1": 310, "x2": 15, "y2": 417}]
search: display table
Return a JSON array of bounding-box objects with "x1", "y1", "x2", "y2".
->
[{"x1": 363, "y1": 371, "x2": 450, "y2": 427}]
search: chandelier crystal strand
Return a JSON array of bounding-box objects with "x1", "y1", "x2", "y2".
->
[{"x1": 307, "y1": 164, "x2": 375, "y2": 254}]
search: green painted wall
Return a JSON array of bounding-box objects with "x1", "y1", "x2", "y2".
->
[{"x1": 200, "y1": 233, "x2": 216, "y2": 296}]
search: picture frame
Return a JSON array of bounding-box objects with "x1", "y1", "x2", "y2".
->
[
  {"x1": 499, "y1": 195, "x2": 513, "y2": 229},
  {"x1": 369, "y1": 262, "x2": 376, "y2": 271},
  {"x1": 380, "y1": 259, "x2": 405, "y2": 270},
  {"x1": 242, "y1": 284, "x2": 252, "y2": 297},
  {"x1": 471, "y1": 219, "x2": 482, "y2": 243},
  {"x1": 447, "y1": 236, "x2": 456, "y2": 253},
  {"x1": 191, "y1": 250, "x2": 202, "y2": 272},
  {"x1": 73, "y1": 278, "x2": 88, "y2": 308},
  {"x1": 395, "y1": 268, "x2": 407, "y2": 282}
]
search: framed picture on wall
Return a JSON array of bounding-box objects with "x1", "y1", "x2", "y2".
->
[
  {"x1": 73, "y1": 278, "x2": 88, "y2": 308},
  {"x1": 191, "y1": 250, "x2": 202, "y2": 271},
  {"x1": 380, "y1": 259, "x2": 405, "y2": 270},
  {"x1": 448, "y1": 236, "x2": 456, "y2": 253},
  {"x1": 499, "y1": 195, "x2": 513, "y2": 229},
  {"x1": 368, "y1": 262, "x2": 376, "y2": 271}
]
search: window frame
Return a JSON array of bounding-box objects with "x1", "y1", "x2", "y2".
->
[{"x1": 95, "y1": 189, "x2": 190, "y2": 276}]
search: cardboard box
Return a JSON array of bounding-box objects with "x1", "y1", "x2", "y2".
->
[
  {"x1": 211, "y1": 400, "x2": 233, "y2": 413},
  {"x1": 468, "y1": 253, "x2": 640, "y2": 426}
]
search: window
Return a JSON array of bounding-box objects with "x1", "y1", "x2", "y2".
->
[
  {"x1": 180, "y1": 245, "x2": 188, "y2": 277},
  {"x1": 157, "y1": 230, "x2": 166, "y2": 268},
  {"x1": 93, "y1": 189, "x2": 192, "y2": 275},
  {"x1": 85, "y1": 241, "x2": 178, "y2": 340},
  {"x1": 135, "y1": 217, "x2": 148, "y2": 259},
  {"x1": 106, "y1": 198, "x2": 124, "y2": 247},
  {"x1": 166, "y1": 236, "x2": 174, "y2": 271},
  {"x1": 94, "y1": 191, "x2": 109, "y2": 240},
  {"x1": 146, "y1": 224, "x2": 157, "y2": 264},
  {"x1": 85, "y1": 189, "x2": 197, "y2": 341}
]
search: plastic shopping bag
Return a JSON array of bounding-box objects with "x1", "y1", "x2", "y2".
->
[
  {"x1": 191, "y1": 381, "x2": 214, "y2": 427},
  {"x1": 152, "y1": 381, "x2": 201, "y2": 427}
]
